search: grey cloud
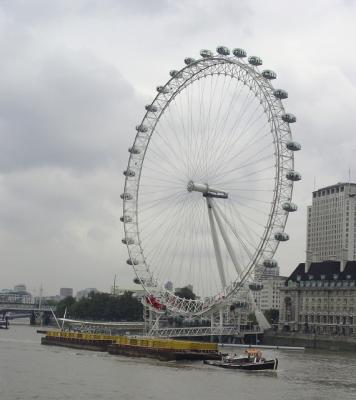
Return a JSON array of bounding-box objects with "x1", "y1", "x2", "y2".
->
[
  {"x1": 1, "y1": 0, "x2": 356, "y2": 292},
  {"x1": 0, "y1": 48, "x2": 139, "y2": 173}
]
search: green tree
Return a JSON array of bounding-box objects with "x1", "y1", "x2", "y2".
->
[
  {"x1": 55, "y1": 292, "x2": 143, "y2": 321},
  {"x1": 56, "y1": 296, "x2": 76, "y2": 317}
]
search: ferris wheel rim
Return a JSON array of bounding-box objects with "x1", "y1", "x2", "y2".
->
[{"x1": 122, "y1": 49, "x2": 297, "y2": 316}]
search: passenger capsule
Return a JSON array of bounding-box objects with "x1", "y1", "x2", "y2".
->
[
  {"x1": 286, "y1": 170, "x2": 302, "y2": 181},
  {"x1": 282, "y1": 202, "x2": 298, "y2": 212},
  {"x1": 248, "y1": 56, "x2": 263, "y2": 66},
  {"x1": 123, "y1": 169, "x2": 135, "y2": 177},
  {"x1": 128, "y1": 146, "x2": 141, "y2": 155},
  {"x1": 233, "y1": 48, "x2": 247, "y2": 58},
  {"x1": 169, "y1": 70, "x2": 182, "y2": 78},
  {"x1": 122, "y1": 238, "x2": 135, "y2": 245},
  {"x1": 281, "y1": 113, "x2": 296, "y2": 123},
  {"x1": 286, "y1": 141, "x2": 301, "y2": 151},
  {"x1": 216, "y1": 46, "x2": 230, "y2": 56},
  {"x1": 200, "y1": 49, "x2": 213, "y2": 58},
  {"x1": 145, "y1": 104, "x2": 158, "y2": 112},
  {"x1": 157, "y1": 86, "x2": 170, "y2": 94},
  {"x1": 274, "y1": 232, "x2": 289, "y2": 241},
  {"x1": 120, "y1": 215, "x2": 132, "y2": 223},
  {"x1": 263, "y1": 259, "x2": 278, "y2": 268},
  {"x1": 273, "y1": 89, "x2": 288, "y2": 99},
  {"x1": 262, "y1": 70, "x2": 277, "y2": 80},
  {"x1": 136, "y1": 124, "x2": 148, "y2": 133},
  {"x1": 120, "y1": 193, "x2": 133, "y2": 200},
  {"x1": 184, "y1": 57, "x2": 196, "y2": 65},
  {"x1": 249, "y1": 283, "x2": 263, "y2": 291},
  {"x1": 127, "y1": 258, "x2": 139, "y2": 266},
  {"x1": 133, "y1": 277, "x2": 142, "y2": 284}
]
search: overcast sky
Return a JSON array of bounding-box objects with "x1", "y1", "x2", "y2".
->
[{"x1": 1, "y1": 0, "x2": 356, "y2": 296}]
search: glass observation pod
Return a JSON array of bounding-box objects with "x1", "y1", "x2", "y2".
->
[
  {"x1": 123, "y1": 169, "x2": 135, "y2": 177},
  {"x1": 286, "y1": 170, "x2": 302, "y2": 181},
  {"x1": 200, "y1": 49, "x2": 213, "y2": 58},
  {"x1": 282, "y1": 202, "x2": 298, "y2": 212},
  {"x1": 233, "y1": 48, "x2": 247, "y2": 58},
  {"x1": 274, "y1": 232, "x2": 289, "y2": 241},
  {"x1": 120, "y1": 193, "x2": 133, "y2": 200},
  {"x1": 273, "y1": 89, "x2": 288, "y2": 99},
  {"x1": 248, "y1": 56, "x2": 263, "y2": 66},
  {"x1": 263, "y1": 259, "x2": 278, "y2": 268},
  {"x1": 249, "y1": 283, "x2": 264, "y2": 291},
  {"x1": 120, "y1": 215, "x2": 132, "y2": 223},
  {"x1": 216, "y1": 46, "x2": 230, "y2": 56},
  {"x1": 169, "y1": 70, "x2": 182, "y2": 78},
  {"x1": 136, "y1": 124, "x2": 148, "y2": 133},
  {"x1": 156, "y1": 86, "x2": 170, "y2": 94},
  {"x1": 122, "y1": 238, "x2": 135, "y2": 245},
  {"x1": 145, "y1": 104, "x2": 158, "y2": 112},
  {"x1": 286, "y1": 141, "x2": 301, "y2": 151},
  {"x1": 127, "y1": 258, "x2": 139, "y2": 266},
  {"x1": 128, "y1": 146, "x2": 141, "y2": 154},
  {"x1": 282, "y1": 113, "x2": 297, "y2": 123},
  {"x1": 262, "y1": 69, "x2": 277, "y2": 80},
  {"x1": 184, "y1": 57, "x2": 196, "y2": 65}
]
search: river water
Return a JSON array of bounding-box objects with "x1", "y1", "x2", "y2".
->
[{"x1": 1, "y1": 324, "x2": 355, "y2": 400}]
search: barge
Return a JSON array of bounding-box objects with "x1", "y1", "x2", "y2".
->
[{"x1": 41, "y1": 331, "x2": 220, "y2": 361}]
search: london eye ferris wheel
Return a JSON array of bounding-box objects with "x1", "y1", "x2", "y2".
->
[{"x1": 121, "y1": 46, "x2": 301, "y2": 318}]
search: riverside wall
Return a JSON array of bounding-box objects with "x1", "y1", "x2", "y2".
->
[{"x1": 262, "y1": 331, "x2": 356, "y2": 351}]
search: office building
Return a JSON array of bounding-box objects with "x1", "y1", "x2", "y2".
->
[
  {"x1": 59, "y1": 287, "x2": 73, "y2": 299},
  {"x1": 253, "y1": 275, "x2": 287, "y2": 311},
  {"x1": 306, "y1": 182, "x2": 356, "y2": 269}
]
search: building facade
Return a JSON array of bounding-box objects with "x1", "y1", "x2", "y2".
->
[
  {"x1": 0, "y1": 288, "x2": 32, "y2": 304},
  {"x1": 306, "y1": 182, "x2": 356, "y2": 266},
  {"x1": 59, "y1": 288, "x2": 73, "y2": 299},
  {"x1": 253, "y1": 275, "x2": 287, "y2": 311},
  {"x1": 279, "y1": 261, "x2": 356, "y2": 337}
]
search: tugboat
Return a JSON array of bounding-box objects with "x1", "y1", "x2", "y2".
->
[{"x1": 203, "y1": 349, "x2": 278, "y2": 371}]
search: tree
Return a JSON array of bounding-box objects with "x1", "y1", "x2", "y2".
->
[
  {"x1": 55, "y1": 292, "x2": 143, "y2": 321},
  {"x1": 174, "y1": 286, "x2": 196, "y2": 300},
  {"x1": 56, "y1": 296, "x2": 76, "y2": 317}
]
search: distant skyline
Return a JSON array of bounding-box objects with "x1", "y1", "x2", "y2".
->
[{"x1": 1, "y1": 0, "x2": 356, "y2": 296}]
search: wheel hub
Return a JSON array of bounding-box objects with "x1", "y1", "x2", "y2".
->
[{"x1": 187, "y1": 180, "x2": 228, "y2": 199}]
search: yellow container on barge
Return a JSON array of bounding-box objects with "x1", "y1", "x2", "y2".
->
[{"x1": 41, "y1": 331, "x2": 220, "y2": 361}]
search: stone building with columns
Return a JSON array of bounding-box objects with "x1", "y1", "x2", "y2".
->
[{"x1": 278, "y1": 261, "x2": 356, "y2": 336}]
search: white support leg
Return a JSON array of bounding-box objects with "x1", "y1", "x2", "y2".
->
[
  {"x1": 206, "y1": 197, "x2": 226, "y2": 289},
  {"x1": 210, "y1": 199, "x2": 271, "y2": 331},
  {"x1": 210, "y1": 198, "x2": 243, "y2": 278}
]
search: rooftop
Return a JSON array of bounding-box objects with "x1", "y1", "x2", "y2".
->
[
  {"x1": 286, "y1": 261, "x2": 356, "y2": 284},
  {"x1": 312, "y1": 182, "x2": 356, "y2": 195}
]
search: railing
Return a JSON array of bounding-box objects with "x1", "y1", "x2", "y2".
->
[
  {"x1": 148, "y1": 326, "x2": 260, "y2": 338},
  {"x1": 0, "y1": 303, "x2": 52, "y2": 312}
]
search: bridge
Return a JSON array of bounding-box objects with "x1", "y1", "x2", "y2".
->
[
  {"x1": 58, "y1": 318, "x2": 260, "y2": 339},
  {"x1": 0, "y1": 302, "x2": 53, "y2": 323},
  {"x1": 0, "y1": 303, "x2": 52, "y2": 313},
  {"x1": 148, "y1": 326, "x2": 261, "y2": 338}
]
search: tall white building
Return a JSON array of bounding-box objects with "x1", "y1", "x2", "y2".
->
[
  {"x1": 306, "y1": 182, "x2": 356, "y2": 270},
  {"x1": 253, "y1": 276, "x2": 287, "y2": 311}
]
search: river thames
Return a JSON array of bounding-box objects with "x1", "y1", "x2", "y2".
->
[{"x1": 1, "y1": 324, "x2": 355, "y2": 400}]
